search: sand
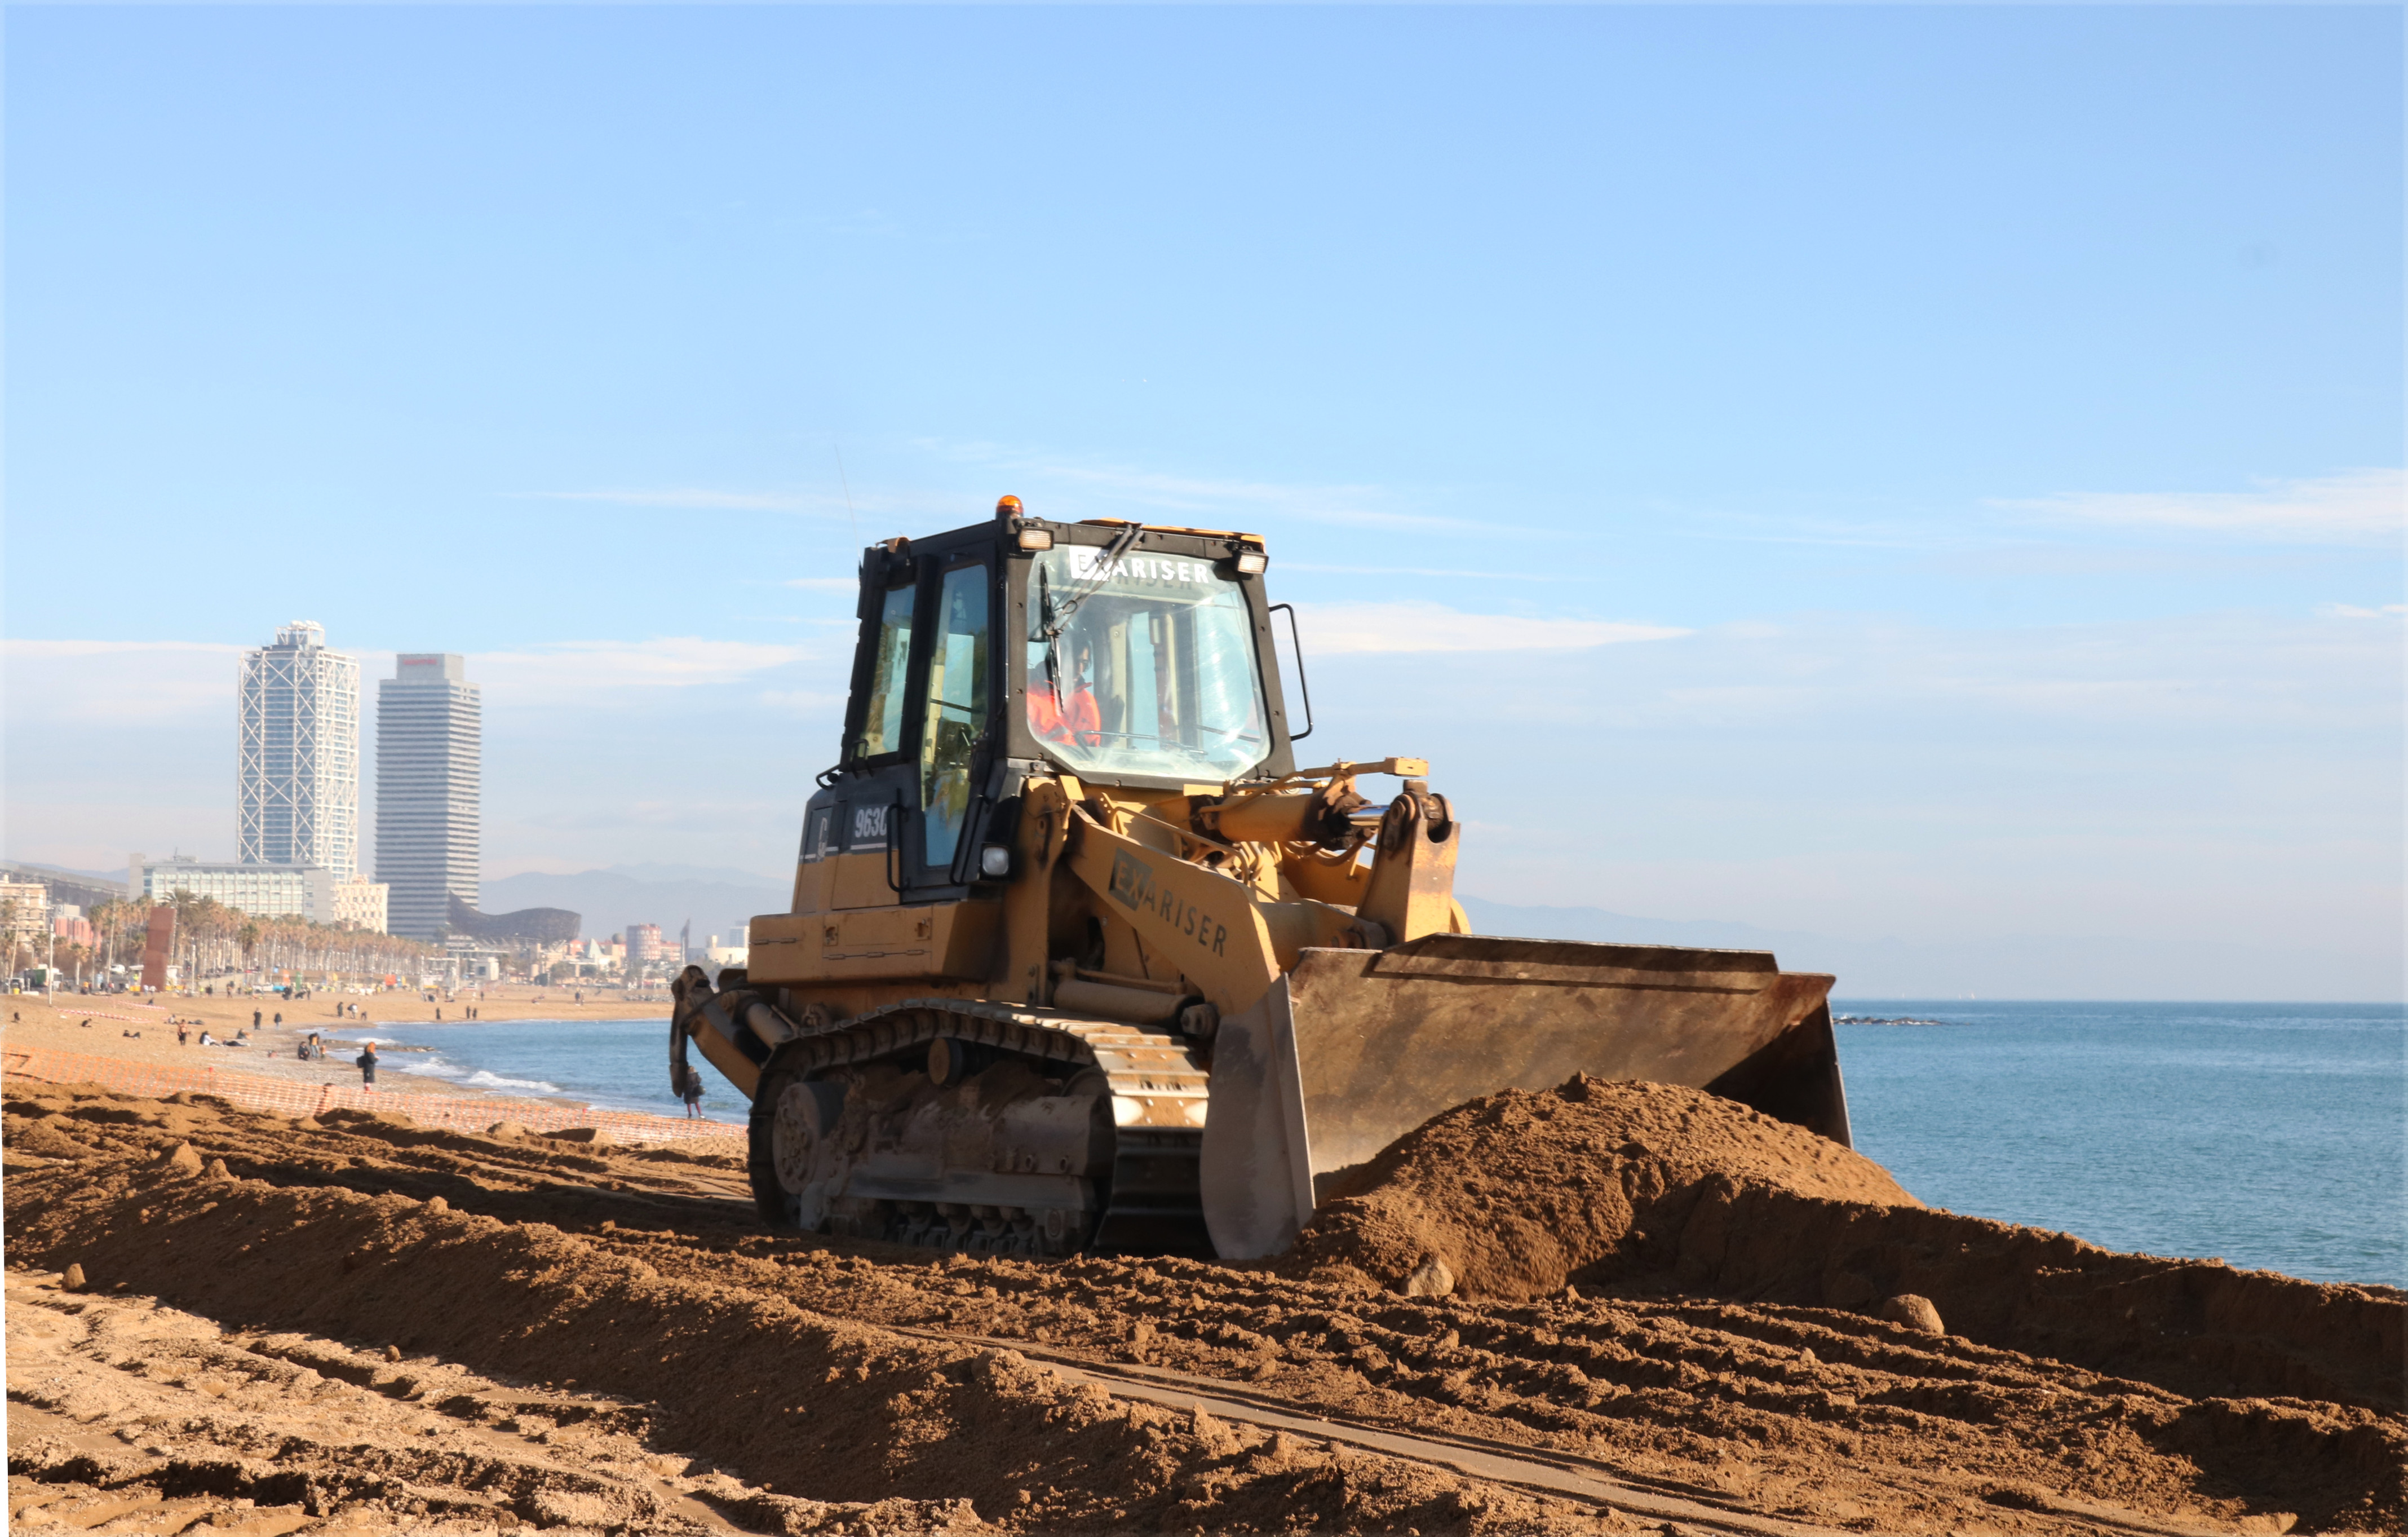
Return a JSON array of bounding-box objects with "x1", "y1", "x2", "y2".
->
[
  {"x1": 1, "y1": 990, "x2": 667, "y2": 1098},
  {"x1": 7, "y1": 1269, "x2": 971, "y2": 1535},
  {"x1": 1285, "y1": 1075, "x2": 1921, "y2": 1301},
  {"x1": 1282, "y1": 1076, "x2": 2403, "y2": 1414},
  {"x1": 7, "y1": 1080, "x2": 2401, "y2": 1535}
]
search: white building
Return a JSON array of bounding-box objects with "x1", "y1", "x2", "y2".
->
[
  {"x1": 238, "y1": 621, "x2": 360, "y2": 878},
  {"x1": 128, "y1": 855, "x2": 334, "y2": 922},
  {"x1": 704, "y1": 924, "x2": 749, "y2": 967},
  {"x1": 332, "y1": 876, "x2": 389, "y2": 934},
  {"x1": 377, "y1": 653, "x2": 481, "y2": 942},
  {"x1": 0, "y1": 880, "x2": 50, "y2": 949},
  {"x1": 625, "y1": 923, "x2": 666, "y2": 971}
]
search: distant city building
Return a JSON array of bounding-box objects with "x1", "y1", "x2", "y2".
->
[
  {"x1": 445, "y1": 894, "x2": 578, "y2": 946},
  {"x1": 127, "y1": 855, "x2": 334, "y2": 922},
  {"x1": 238, "y1": 621, "x2": 360, "y2": 878},
  {"x1": 0, "y1": 862, "x2": 122, "y2": 915},
  {"x1": 333, "y1": 876, "x2": 390, "y2": 934},
  {"x1": 0, "y1": 880, "x2": 50, "y2": 948},
  {"x1": 625, "y1": 923, "x2": 666, "y2": 971},
  {"x1": 377, "y1": 653, "x2": 482, "y2": 942}
]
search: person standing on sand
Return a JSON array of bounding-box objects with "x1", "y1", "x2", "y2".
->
[
  {"x1": 253, "y1": 1009, "x2": 262, "y2": 1030},
  {"x1": 681, "y1": 1067, "x2": 704, "y2": 1119},
  {"x1": 357, "y1": 1041, "x2": 378, "y2": 1091},
  {"x1": 177, "y1": 1022, "x2": 189, "y2": 1046}
]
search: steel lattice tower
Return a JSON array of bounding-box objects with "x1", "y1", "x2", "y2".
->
[
  {"x1": 377, "y1": 653, "x2": 482, "y2": 941},
  {"x1": 237, "y1": 621, "x2": 361, "y2": 877}
]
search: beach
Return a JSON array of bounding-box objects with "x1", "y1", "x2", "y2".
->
[
  {"x1": 6, "y1": 1060, "x2": 2400, "y2": 1534},
  {"x1": 1, "y1": 987, "x2": 667, "y2": 1093}
]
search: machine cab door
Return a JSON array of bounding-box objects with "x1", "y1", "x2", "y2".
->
[
  {"x1": 824, "y1": 533, "x2": 1002, "y2": 909},
  {"x1": 917, "y1": 552, "x2": 993, "y2": 881},
  {"x1": 822, "y1": 545, "x2": 922, "y2": 908}
]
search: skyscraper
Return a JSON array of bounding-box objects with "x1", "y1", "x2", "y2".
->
[
  {"x1": 377, "y1": 653, "x2": 482, "y2": 941},
  {"x1": 238, "y1": 621, "x2": 360, "y2": 877}
]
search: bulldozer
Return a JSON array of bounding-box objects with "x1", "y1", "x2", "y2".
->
[{"x1": 672, "y1": 498, "x2": 1852, "y2": 1261}]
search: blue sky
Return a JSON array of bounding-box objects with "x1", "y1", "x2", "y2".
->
[{"x1": 6, "y1": 6, "x2": 2400, "y2": 996}]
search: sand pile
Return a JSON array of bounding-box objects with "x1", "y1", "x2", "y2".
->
[
  {"x1": 8, "y1": 1081, "x2": 2402, "y2": 1534},
  {"x1": 1287, "y1": 1075, "x2": 2404, "y2": 1416},
  {"x1": 1286, "y1": 1075, "x2": 1919, "y2": 1302}
]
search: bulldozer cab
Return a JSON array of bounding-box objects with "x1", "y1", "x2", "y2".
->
[{"x1": 828, "y1": 507, "x2": 1300, "y2": 899}]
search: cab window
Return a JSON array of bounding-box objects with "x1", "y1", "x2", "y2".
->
[
  {"x1": 920, "y1": 562, "x2": 991, "y2": 870},
  {"x1": 1025, "y1": 545, "x2": 1268, "y2": 781},
  {"x1": 852, "y1": 583, "x2": 915, "y2": 759}
]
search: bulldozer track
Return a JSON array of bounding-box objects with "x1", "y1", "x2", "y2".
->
[
  {"x1": 778, "y1": 997, "x2": 1214, "y2": 1254},
  {"x1": 884, "y1": 1324, "x2": 1856, "y2": 1537},
  {"x1": 882, "y1": 1326, "x2": 2247, "y2": 1537}
]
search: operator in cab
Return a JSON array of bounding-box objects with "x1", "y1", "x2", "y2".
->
[{"x1": 1028, "y1": 632, "x2": 1102, "y2": 748}]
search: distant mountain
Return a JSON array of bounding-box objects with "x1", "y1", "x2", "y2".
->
[
  {"x1": 480, "y1": 865, "x2": 788, "y2": 947},
  {"x1": 1456, "y1": 896, "x2": 2397, "y2": 1003}
]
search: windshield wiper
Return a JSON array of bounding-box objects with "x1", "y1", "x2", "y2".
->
[{"x1": 1035, "y1": 523, "x2": 1143, "y2": 704}]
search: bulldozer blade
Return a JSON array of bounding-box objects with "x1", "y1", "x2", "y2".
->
[{"x1": 1199, "y1": 933, "x2": 1849, "y2": 1261}]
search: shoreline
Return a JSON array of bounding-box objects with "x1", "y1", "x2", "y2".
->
[{"x1": 0, "y1": 991, "x2": 710, "y2": 1127}]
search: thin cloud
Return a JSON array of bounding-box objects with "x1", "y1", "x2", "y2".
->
[
  {"x1": 1999, "y1": 469, "x2": 2404, "y2": 542},
  {"x1": 2322, "y1": 603, "x2": 2407, "y2": 620},
  {"x1": 4, "y1": 638, "x2": 250, "y2": 723},
  {"x1": 518, "y1": 489, "x2": 835, "y2": 514},
  {"x1": 6, "y1": 639, "x2": 246, "y2": 659},
  {"x1": 1281, "y1": 563, "x2": 1560, "y2": 581},
  {"x1": 919, "y1": 439, "x2": 1496, "y2": 535},
  {"x1": 470, "y1": 638, "x2": 815, "y2": 697},
  {"x1": 1297, "y1": 602, "x2": 1689, "y2": 655},
  {"x1": 759, "y1": 688, "x2": 848, "y2": 714}
]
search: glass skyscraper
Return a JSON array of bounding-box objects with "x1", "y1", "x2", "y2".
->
[
  {"x1": 237, "y1": 621, "x2": 360, "y2": 878},
  {"x1": 377, "y1": 652, "x2": 481, "y2": 941}
]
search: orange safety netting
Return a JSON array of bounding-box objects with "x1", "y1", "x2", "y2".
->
[{"x1": 1, "y1": 1046, "x2": 744, "y2": 1149}]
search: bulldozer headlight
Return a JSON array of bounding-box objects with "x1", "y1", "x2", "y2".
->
[
  {"x1": 1014, "y1": 527, "x2": 1054, "y2": 551},
  {"x1": 1233, "y1": 550, "x2": 1268, "y2": 575},
  {"x1": 979, "y1": 844, "x2": 1013, "y2": 878}
]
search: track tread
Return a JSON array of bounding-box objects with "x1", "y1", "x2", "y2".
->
[{"x1": 767, "y1": 996, "x2": 1214, "y2": 1256}]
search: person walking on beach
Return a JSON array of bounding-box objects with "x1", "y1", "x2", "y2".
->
[
  {"x1": 356, "y1": 1041, "x2": 379, "y2": 1092},
  {"x1": 681, "y1": 1067, "x2": 704, "y2": 1119},
  {"x1": 253, "y1": 1009, "x2": 262, "y2": 1030},
  {"x1": 177, "y1": 1021, "x2": 189, "y2": 1046}
]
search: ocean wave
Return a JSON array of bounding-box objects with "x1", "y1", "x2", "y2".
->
[
  {"x1": 463, "y1": 1069, "x2": 562, "y2": 1095},
  {"x1": 386, "y1": 1057, "x2": 561, "y2": 1096}
]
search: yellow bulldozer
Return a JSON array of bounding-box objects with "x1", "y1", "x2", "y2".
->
[{"x1": 672, "y1": 498, "x2": 1851, "y2": 1260}]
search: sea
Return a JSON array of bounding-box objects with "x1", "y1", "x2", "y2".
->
[{"x1": 333, "y1": 998, "x2": 2406, "y2": 1289}]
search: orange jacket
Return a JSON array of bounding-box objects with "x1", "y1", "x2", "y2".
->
[{"x1": 1029, "y1": 685, "x2": 1101, "y2": 747}]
